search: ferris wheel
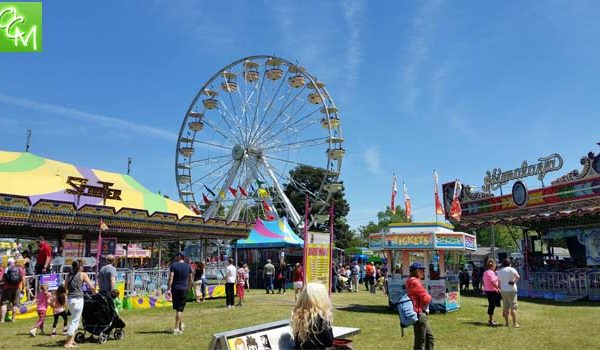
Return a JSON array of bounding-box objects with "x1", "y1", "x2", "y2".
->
[{"x1": 175, "y1": 55, "x2": 344, "y2": 227}]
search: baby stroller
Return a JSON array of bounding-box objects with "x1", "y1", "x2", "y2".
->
[{"x1": 75, "y1": 291, "x2": 126, "y2": 344}]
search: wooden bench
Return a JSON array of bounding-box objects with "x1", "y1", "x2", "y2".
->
[{"x1": 210, "y1": 319, "x2": 360, "y2": 350}]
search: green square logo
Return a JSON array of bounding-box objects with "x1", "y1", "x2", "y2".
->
[{"x1": 0, "y1": 2, "x2": 42, "y2": 52}]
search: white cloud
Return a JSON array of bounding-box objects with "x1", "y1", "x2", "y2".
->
[
  {"x1": 342, "y1": 0, "x2": 366, "y2": 85},
  {"x1": 362, "y1": 145, "x2": 381, "y2": 174},
  {"x1": 0, "y1": 93, "x2": 177, "y2": 142}
]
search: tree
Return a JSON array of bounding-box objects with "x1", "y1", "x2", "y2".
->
[
  {"x1": 282, "y1": 165, "x2": 353, "y2": 249},
  {"x1": 470, "y1": 225, "x2": 521, "y2": 249},
  {"x1": 355, "y1": 205, "x2": 409, "y2": 246}
]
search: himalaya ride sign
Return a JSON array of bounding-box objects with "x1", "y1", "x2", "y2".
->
[
  {"x1": 0, "y1": 2, "x2": 42, "y2": 52},
  {"x1": 482, "y1": 153, "x2": 563, "y2": 192}
]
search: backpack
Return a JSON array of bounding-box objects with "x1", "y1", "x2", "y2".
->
[
  {"x1": 396, "y1": 293, "x2": 418, "y2": 337},
  {"x1": 4, "y1": 266, "x2": 20, "y2": 284}
]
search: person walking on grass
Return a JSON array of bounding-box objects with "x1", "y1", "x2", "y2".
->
[
  {"x1": 167, "y1": 252, "x2": 193, "y2": 335},
  {"x1": 483, "y1": 259, "x2": 501, "y2": 327},
  {"x1": 0, "y1": 258, "x2": 23, "y2": 323},
  {"x1": 193, "y1": 262, "x2": 205, "y2": 302},
  {"x1": 277, "y1": 262, "x2": 287, "y2": 294},
  {"x1": 98, "y1": 254, "x2": 116, "y2": 293},
  {"x1": 51, "y1": 285, "x2": 68, "y2": 336},
  {"x1": 236, "y1": 262, "x2": 246, "y2": 306},
  {"x1": 406, "y1": 262, "x2": 434, "y2": 350},
  {"x1": 29, "y1": 284, "x2": 52, "y2": 336},
  {"x1": 65, "y1": 260, "x2": 96, "y2": 348},
  {"x1": 263, "y1": 259, "x2": 275, "y2": 294},
  {"x1": 293, "y1": 263, "x2": 304, "y2": 301},
  {"x1": 350, "y1": 261, "x2": 359, "y2": 292},
  {"x1": 225, "y1": 258, "x2": 237, "y2": 308},
  {"x1": 497, "y1": 258, "x2": 521, "y2": 328}
]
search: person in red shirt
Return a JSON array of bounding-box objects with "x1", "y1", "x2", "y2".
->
[
  {"x1": 406, "y1": 262, "x2": 434, "y2": 350},
  {"x1": 35, "y1": 236, "x2": 52, "y2": 275}
]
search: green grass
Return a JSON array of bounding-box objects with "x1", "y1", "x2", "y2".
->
[{"x1": 1, "y1": 290, "x2": 599, "y2": 349}]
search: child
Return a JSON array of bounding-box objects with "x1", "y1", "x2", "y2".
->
[
  {"x1": 291, "y1": 283, "x2": 334, "y2": 349},
  {"x1": 30, "y1": 284, "x2": 52, "y2": 337},
  {"x1": 111, "y1": 289, "x2": 122, "y2": 314},
  {"x1": 51, "y1": 285, "x2": 68, "y2": 336},
  {"x1": 236, "y1": 262, "x2": 246, "y2": 306}
]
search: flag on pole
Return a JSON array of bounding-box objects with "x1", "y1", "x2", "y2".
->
[
  {"x1": 96, "y1": 219, "x2": 108, "y2": 275},
  {"x1": 450, "y1": 180, "x2": 463, "y2": 221},
  {"x1": 189, "y1": 204, "x2": 201, "y2": 215},
  {"x1": 202, "y1": 193, "x2": 211, "y2": 206},
  {"x1": 403, "y1": 182, "x2": 412, "y2": 221},
  {"x1": 391, "y1": 174, "x2": 398, "y2": 214},
  {"x1": 228, "y1": 186, "x2": 238, "y2": 197},
  {"x1": 256, "y1": 179, "x2": 266, "y2": 187},
  {"x1": 100, "y1": 219, "x2": 109, "y2": 231},
  {"x1": 203, "y1": 184, "x2": 216, "y2": 197},
  {"x1": 434, "y1": 170, "x2": 445, "y2": 216},
  {"x1": 238, "y1": 186, "x2": 247, "y2": 197},
  {"x1": 219, "y1": 190, "x2": 226, "y2": 199}
]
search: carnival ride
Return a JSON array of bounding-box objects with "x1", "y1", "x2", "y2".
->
[
  {"x1": 444, "y1": 142, "x2": 600, "y2": 301},
  {"x1": 175, "y1": 55, "x2": 345, "y2": 227}
]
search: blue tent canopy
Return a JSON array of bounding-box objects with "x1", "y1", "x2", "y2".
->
[{"x1": 236, "y1": 218, "x2": 304, "y2": 249}]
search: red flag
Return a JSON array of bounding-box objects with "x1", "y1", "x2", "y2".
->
[
  {"x1": 391, "y1": 174, "x2": 398, "y2": 214},
  {"x1": 99, "y1": 219, "x2": 109, "y2": 231},
  {"x1": 262, "y1": 199, "x2": 272, "y2": 213},
  {"x1": 228, "y1": 186, "x2": 238, "y2": 197},
  {"x1": 450, "y1": 180, "x2": 462, "y2": 221},
  {"x1": 434, "y1": 170, "x2": 445, "y2": 216},
  {"x1": 403, "y1": 182, "x2": 412, "y2": 221},
  {"x1": 189, "y1": 204, "x2": 202, "y2": 215},
  {"x1": 202, "y1": 193, "x2": 211, "y2": 206},
  {"x1": 238, "y1": 186, "x2": 247, "y2": 197}
]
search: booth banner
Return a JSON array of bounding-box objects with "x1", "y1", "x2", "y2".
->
[
  {"x1": 428, "y1": 280, "x2": 446, "y2": 312},
  {"x1": 464, "y1": 235, "x2": 477, "y2": 251},
  {"x1": 434, "y1": 234, "x2": 464, "y2": 249},
  {"x1": 369, "y1": 233, "x2": 385, "y2": 248},
  {"x1": 382, "y1": 233, "x2": 433, "y2": 249},
  {"x1": 304, "y1": 231, "x2": 331, "y2": 290},
  {"x1": 387, "y1": 278, "x2": 406, "y2": 304},
  {"x1": 39, "y1": 273, "x2": 60, "y2": 291},
  {"x1": 577, "y1": 228, "x2": 600, "y2": 266},
  {"x1": 101, "y1": 238, "x2": 117, "y2": 255}
]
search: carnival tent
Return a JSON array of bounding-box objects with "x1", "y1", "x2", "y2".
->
[
  {"x1": 236, "y1": 218, "x2": 304, "y2": 249},
  {"x1": 0, "y1": 150, "x2": 250, "y2": 241},
  {"x1": 0, "y1": 150, "x2": 191, "y2": 217}
]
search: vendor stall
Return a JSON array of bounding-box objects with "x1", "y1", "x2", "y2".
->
[
  {"x1": 370, "y1": 222, "x2": 476, "y2": 313},
  {"x1": 0, "y1": 150, "x2": 252, "y2": 319}
]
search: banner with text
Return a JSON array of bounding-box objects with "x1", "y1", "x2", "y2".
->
[{"x1": 304, "y1": 231, "x2": 331, "y2": 291}]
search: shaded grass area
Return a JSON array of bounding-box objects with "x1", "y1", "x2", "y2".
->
[{"x1": 0, "y1": 290, "x2": 598, "y2": 349}]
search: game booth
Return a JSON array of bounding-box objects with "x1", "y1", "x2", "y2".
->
[
  {"x1": 0, "y1": 150, "x2": 251, "y2": 319},
  {"x1": 235, "y1": 217, "x2": 304, "y2": 289},
  {"x1": 369, "y1": 222, "x2": 477, "y2": 313},
  {"x1": 444, "y1": 143, "x2": 600, "y2": 302}
]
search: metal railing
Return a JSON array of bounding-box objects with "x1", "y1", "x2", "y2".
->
[{"x1": 588, "y1": 272, "x2": 600, "y2": 299}]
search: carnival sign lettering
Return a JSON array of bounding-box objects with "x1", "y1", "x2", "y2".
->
[
  {"x1": 385, "y1": 234, "x2": 433, "y2": 249},
  {"x1": 483, "y1": 153, "x2": 563, "y2": 192},
  {"x1": 0, "y1": 2, "x2": 42, "y2": 52},
  {"x1": 65, "y1": 176, "x2": 122, "y2": 201}
]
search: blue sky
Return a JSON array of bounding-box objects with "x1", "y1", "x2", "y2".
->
[{"x1": 1, "y1": 0, "x2": 599, "y2": 229}]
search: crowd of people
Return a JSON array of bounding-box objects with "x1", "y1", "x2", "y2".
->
[{"x1": 331, "y1": 260, "x2": 388, "y2": 295}]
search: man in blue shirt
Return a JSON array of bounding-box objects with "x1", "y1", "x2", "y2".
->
[{"x1": 167, "y1": 252, "x2": 193, "y2": 335}]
